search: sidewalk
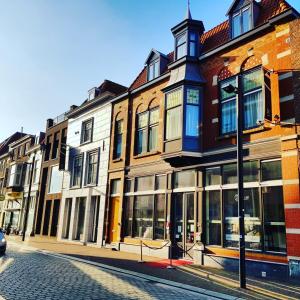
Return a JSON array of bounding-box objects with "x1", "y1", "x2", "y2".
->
[{"x1": 6, "y1": 235, "x2": 300, "y2": 300}]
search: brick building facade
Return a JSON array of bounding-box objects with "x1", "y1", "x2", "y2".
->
[{"x1": 106, "y1": 0, "x2": 300, "y2": 279}]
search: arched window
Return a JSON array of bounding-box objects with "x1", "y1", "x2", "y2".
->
[{"x1": 136, "y1": 104, "x2": 159, "y2": 155}]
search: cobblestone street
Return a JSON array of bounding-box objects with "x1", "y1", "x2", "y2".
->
[{"x1": 0, "y1": 243, "x2": 224, "y2": 300}]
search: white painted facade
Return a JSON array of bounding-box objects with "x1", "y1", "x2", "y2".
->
[
  {"x1": 23, "y1": 147, "x2": 43, "y2": 236},
  {"x1": 58, "y1": 100, "x2": 112, "y2": 247}
]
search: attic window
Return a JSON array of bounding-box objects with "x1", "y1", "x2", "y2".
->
[
  {"x1": 148, "y1": 59, "x2": 160, "y2": 81},
  {"x1": 88, "y1": 87, "x2": 98, "y2": 101},
  {"x1": 176, "y1": 32, "x2": 187, "y2": 59},
  {"x1": 232, "y1": 5, "x2": 251, "y2": 38}
]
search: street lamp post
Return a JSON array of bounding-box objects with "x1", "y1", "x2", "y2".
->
[{"x1": 222, "y1": 77, "x2": 246, "y2": 289}]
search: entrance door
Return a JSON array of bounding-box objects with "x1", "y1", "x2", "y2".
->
[
  {"x1": 108, "y1": 197, "x2": 120, "y2": 243},
  {"x1": 50, "y1": 200, "x2": 60, "y2": 237},
  {"x1": 173, "y1": 193, "x2": 195, "y2": 259}
]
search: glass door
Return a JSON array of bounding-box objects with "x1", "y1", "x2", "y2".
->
[{"x1": 172, "y1": 192, "x2": 195, "y2": 259}]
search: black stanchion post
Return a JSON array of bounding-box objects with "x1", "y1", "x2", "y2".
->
[{"x1": 167, "y1": 241, "x2": 175, "y2": 269}]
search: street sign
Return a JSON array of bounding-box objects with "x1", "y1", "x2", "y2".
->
[{"x1": 0, "y1": 195, "x2": 5, "y2": 201}]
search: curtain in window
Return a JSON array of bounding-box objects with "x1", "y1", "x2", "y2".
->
[
  {"x1": 244, "y1": 90, "x2": 263, "y2": 129},
  {"x1": 221, "y1": 99, "x2": 236, "y2": 134},
  {"x1": 149, "y1": 126, "x2": 158, "y2": 151},
  {"x1": 166, "y1": 106, "x2": 181, "y2": 140},
  {"x1": 186, "y1": 105, "x2": 199, "y2": 136}
]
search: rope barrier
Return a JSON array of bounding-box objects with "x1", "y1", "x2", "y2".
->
[{"x1": 142, "y1": 241, "x2": 170, "y2": 250}]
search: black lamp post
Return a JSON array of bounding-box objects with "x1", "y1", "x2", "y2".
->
[{"x1": 222, "y1": 77, "x2": 246, "y2": 289}]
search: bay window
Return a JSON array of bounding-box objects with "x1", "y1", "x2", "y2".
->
[
  {"x1": 186, "y1": 88, "x2": 200, "y2": 136},
  {"x1": 166, "y1": 89, "x2": 182, "y2": 140},
  {"x1": 189, "y1": 32, "x2": 197, "y2": 56}
]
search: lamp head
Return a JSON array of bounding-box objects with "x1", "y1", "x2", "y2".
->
[{"x1": 222, "y1": 84, "x2": 238, "y2": 94}]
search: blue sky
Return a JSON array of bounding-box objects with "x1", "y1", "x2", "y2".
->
[{"x1": 0, "y1": 0, "x2": 299, "y2": 141}]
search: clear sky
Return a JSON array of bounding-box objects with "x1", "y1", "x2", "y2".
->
[{"x1": 0, "y1": 0, "x2": 299, "y2": 141}]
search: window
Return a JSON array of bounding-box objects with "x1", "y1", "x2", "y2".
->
[
  {"x1": 124, "y1": 195, "x2": 166, "y2": 240},
  {"x1": 232, "y1": 6, "x2": 251, "y2": 38},
  {"x1": 189, "y1": 32, "x2": 197, "y2": 56},
  {"x1": 136, "y1": 107, "x2": 159, "y2": 155},
  {"x1": 86, "y1": 151, "x2": 99, "y2": 185},
  {"x1": 81, "y1": 119, "x2": 93, "y2": 144},
  {"x1": 155, "y1": 175, "x2": 166, "y2": 190},
  {"x1": 33, "y1": 160, "x2": 39, "y2": 184},
  {"x1": 166, "y1": 89, "x2": 183, "y2": 140},
  {"x1": 205, "y1": 162, "x2": 286, "y2": 253},
  {"x1": 148, "y1": 60, "x2": 160, "y2": 81},
  {"x1": 263, "y1": 186, "x2": 286, "y2": 253},
  {"x1": 206, "y1": 191, "x2": 221, "y2": 246},
  {"x1": 136, "y1": 176, "x2": 154, "y2": 191},
  {"x1": 261, "y1": 159, "x2": 282, "y2": 181},
  {"x1": 111, "y1": 179, "x2": 121, "y2": 195},
  {"x1": 49, "y1": 165, "x2": 63, "y2": 194},
  {"x1": 71, "y1": 155, "x2": 83, "y2": 187},
  {"x1": 176, "y1": 32, "x2": 187, "y2": 59},
  {"x1": 186, "y1": 88, "x2": 200, "y2": 136},
  {"x1": 114, "y1": 119, "x2": 123, "y2": 159},
  {"x1": 8, "y1": 164, "x2": 23, "y2": 186},
  {"x1": 51, "y1": 132, "x2": 59, "y2": 159},
  {"x1": 220, "y1": 68, "x2": 263, "y2": 134},
  {"x1": 174, "y1": 170, "x2": 195, "y2": 188}
]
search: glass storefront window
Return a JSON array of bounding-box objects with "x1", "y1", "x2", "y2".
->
[
  {"x1": 243, "y1": 161, "x2": 259, "y2": 182},
  {"x1": 224, "y1": 189, "x2": 238, "y2": 248},
  {"x1": 223, "y1": 164, "x2": 237, "y2": 184},
  {"x1": 155, "y1": 175, "x2": 166, "y2": 190},
  {"x1": 133, "y1": 195, "x2": 153, "y2": 239},
  {"x1": 261, "y1": 159, "x2": 282, "y2": 181},
  {"x1": 206, "y1": 191, "x2": 221, "y2": 246},
  {"x1": 154, "y1": 195, "x2": 165, "y2": 240},
  {"x1": 263, "y1": 186, "x2": 286, "y2": 253},
  {"x1": 123, "y1": 197, "x2": 133, "y2": 237},
  {"x1": 205, "y1": 167, "x2": 220, "y2": 186},
  {"x1": 136, "y1": 176, "x2": 154, "y2": 191},
  {"x1": 174, "y1": 170, "x2": 195, "y2": 188}
]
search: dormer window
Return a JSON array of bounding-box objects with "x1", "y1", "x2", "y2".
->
[
  {"x1": 176, "y1": 32, "x2": 187, "y2": 59},
  {"x1": 232, "y1": 5, "x2": 252, "y2": 38},
  {"x1": 148, "y1": 59, "x2": 160, "y2": 81}
]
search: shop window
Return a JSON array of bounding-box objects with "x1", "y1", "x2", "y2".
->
[
  {"x1": 133, "y1": 195, "x2": 153, "y2": 239},
  {"x1": 261, "y1": 159, "x2": 282, "y2": 181},
  {"x1": 136, "y1": 176, "x2": 154, "y2": 191},
  {"x1": 263, "y1": 186, "x2": 286, "y2": 253},
  {"x1": 243, "y1": 161, "x2": 259, "y2": 182},
  {"x1": 154, "y1": 195, "x2": 165, "y2": 240},
  {"x1": 223, "y1": 164, "x2": 237, "y2": 184},
  {"x1": 123, "y1": 197, "x2": 134, "y2": 237},
  {"x1": 205, "y1": 167, "x2": 221, "y2": 186},
  {"x1": 155, "y1": 175, "x2": 166, "y2": 190},
  {"x1": 206, "y1": 191, "x2": 221, "y2": 246},
  {"x1": 174, "y1": 170, "x2": 195, "y2": 188}
]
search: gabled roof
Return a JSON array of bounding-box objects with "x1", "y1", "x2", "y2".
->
[
  {"x1": 226, "y1": 0, "x2": 253, "y2": 16},
  {"x1": 0, "y1": 132, "x2": 27, "y2": 156},
  {"x1": 145, "y1": 49, "x2": 169, "y2": 65},
  {"x1": 128, "y1": 0, "x2": 293, "y2": 92}
]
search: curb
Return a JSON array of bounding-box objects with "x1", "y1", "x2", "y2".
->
[{"x1": 9, "y1": 241, "x2": 240, "y2": 300}]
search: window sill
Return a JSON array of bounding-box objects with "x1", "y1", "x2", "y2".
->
[
  {"x1": 69, "y1": 186, "x2": 82, "y2": 190},
  {"x1": 112, "y1": 158, "x2": 123, "y2": 163},
  {"x1": 80, "y1": 140, "x2": 93, "y2": 146},
  {"x1": 216, "y1": 126, "x2": 266, "y2": 140},
  {"x1": 84, "y1": 184, "x2": 97, "y2": 188},
  {"x1": 133, "y1": 150, "x2": 161, "y2": 159}
]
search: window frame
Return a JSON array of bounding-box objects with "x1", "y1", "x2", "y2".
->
[
  {"x1": 71, "y1": 154, "x2": 84, "y2": 188},
  {"x1": 219, "y1": 66, "x2": 264, "y2": 135},
  {"x1": 231, "y1": 5, "x2": 252, "y2": 38},
  {"x1": 175, "y1": 32, "x2": 187, "y2": 60},
  {"x1": 80, "y1": 118, "x2": 94, "y2": 145},
  {"x1": 85, "y1": 149, "x2": 99, "y2": 186},
  {"x1": 135, "y1": 107, "x2": 159, "y2": 155},
  {"x1": 113, "y1": 119, "x2": 123, "y2": 160},
  {"x1": 147, "y1": 59, "x2": 160, "y2": 81}
]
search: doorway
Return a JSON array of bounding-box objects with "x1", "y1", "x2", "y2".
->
[
  {"x1": 108, "y1": 197, "x2": 120, "y2": 243},
  {"x1": 50, "y1": 200, "x2": 60, "y2": 237},
  {"x1": 42, "y1": 200, "x2": 51, "y2": 235},
  {"x1": 172, "y1": 192, "x2": 195, "y2": 259}
]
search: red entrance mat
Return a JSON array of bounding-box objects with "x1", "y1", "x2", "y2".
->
[{"x1": 146, "y1": 259, "x2": 193, "y2": 268}]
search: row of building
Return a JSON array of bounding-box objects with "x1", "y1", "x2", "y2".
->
[{"x1": 0, "y1": 0, "x2": 299, "y2": 280}]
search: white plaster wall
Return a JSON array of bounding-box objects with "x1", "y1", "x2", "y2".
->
[{"x1": 59, "y1": 101, "x2": 112, "y2": 246}]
